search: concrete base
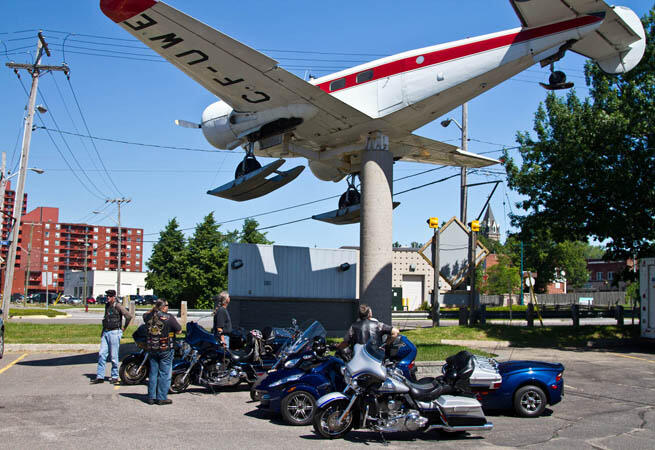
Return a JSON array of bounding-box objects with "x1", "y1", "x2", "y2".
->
[{"x1": 359, "y1": 132, "x2": 393, "y2": 325}]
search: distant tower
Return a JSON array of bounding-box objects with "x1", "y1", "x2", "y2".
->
[{"x1": 482, "y1": 206, "x2": 501, "y2": 241}]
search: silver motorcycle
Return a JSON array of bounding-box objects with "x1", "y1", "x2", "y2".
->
[{"x1": 313, "y1": 338, "x2": 493, "y2": 440}]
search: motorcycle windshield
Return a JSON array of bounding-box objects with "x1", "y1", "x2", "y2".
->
[
  {"x1": 286, "y1": 321, "x2": 326, "y2": 355},
  {"x1": 364, "y1": 339, "x2": 385, "y2": 362}
]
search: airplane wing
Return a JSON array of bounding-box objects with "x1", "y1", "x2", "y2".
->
[
  {"x1": 509, "y1": 0, "x2": 646, "y2": 74},
  {"x1": 100, "y1": 0, "x2": 371, "y2": 130},
  {"x1": 391, "y1": 134, "x2": 499, "y2": 168}
]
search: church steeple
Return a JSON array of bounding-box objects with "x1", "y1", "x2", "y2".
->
[{"x1": 482, "y1": 206, "x2": 500, "y2": 241}]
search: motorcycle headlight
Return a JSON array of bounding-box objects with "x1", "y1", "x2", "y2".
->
[
  {"x1": 269, "y1": 374, "x2": 302, "y2": 388},
  {"x1": 284, "y1": 358, "x2": 300, "y2": 369}
]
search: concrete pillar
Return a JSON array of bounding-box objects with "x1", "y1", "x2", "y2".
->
[
  {"x1": 180, "y1": 301, "x2": 188, "y2": 328},
  {"x1": 359, "y1": 132, "x2": 393, "y2": 325}
]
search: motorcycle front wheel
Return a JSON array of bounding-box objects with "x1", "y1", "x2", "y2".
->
[
  {"x1": 119, "y1": 355, "x2": 148, "y2": 385},
  {"x1": 312, "y1": 400, "x2": 353, "y2": 439},
  {"x1": 169, "y1": 371, "x2": 191, "y2": 394}
]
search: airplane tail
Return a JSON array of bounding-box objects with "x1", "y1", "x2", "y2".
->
[{"x1": 510, "y1": 0, "x2": 646, "y2": 74}]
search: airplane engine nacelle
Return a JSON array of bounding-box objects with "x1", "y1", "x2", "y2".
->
[
  {"x1": 308, "y1": 161, "x2": 347, "y2": 182},
  {"x1": 201, "y1": 101, "x2": 319, "y2": 150}
]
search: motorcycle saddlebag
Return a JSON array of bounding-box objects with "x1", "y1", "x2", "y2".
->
[
  {"x1": 468, "y1": 356, "x2": 502, "y2": 389},
  {"x1": 436, "y1": 395, "x2": 487, "y2": 427}
]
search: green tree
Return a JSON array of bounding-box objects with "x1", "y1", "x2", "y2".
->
[
  {"x1": 182, "y1": 213, "x2": 230, "y2": 308},
  {"x1": 503, "y1": 9, "x2": 655, "y2": 259},
  {"x1": 393, "y1": 241, "x2": 402, "y2": 248},
  {"x1": 410, "y1": 241, "x2": 421, "y2": 249},
  {"x1": 240, "y1": 218, "x2": 273, "y2": 244},
  {"x1": 145, "y1": 218, "x2": 186, "y2": 307},
  {"x1": 480, "y1": 254, "x2": 521, "y2": 295}
]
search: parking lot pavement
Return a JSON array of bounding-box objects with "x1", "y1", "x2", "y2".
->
[{"x1": 1, "y1": 348, "x2": 654, "y2": 449}]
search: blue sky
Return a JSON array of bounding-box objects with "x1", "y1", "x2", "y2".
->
[{"x1": 1, "y1": 0, "x2": 650, "y2": 263}]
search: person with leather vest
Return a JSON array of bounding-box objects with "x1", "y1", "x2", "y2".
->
[
  {"x1": 142, "y1": 299, "x2": 181, "y2": 405},
  {"x1": 92, "y1": 289, "x2": 133, "y2": 384},
  {"x1": 335, "y1": 304, "x2": 399, "y2": 351}
]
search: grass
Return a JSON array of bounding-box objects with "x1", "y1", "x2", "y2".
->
[
  {"x1": 403, "y1": 324, "x2": 640, "y2": 348},
  {"x1": 9, "y1": 308, "x2": 67, "y2": 318},
  {"x1": 4, "y1": 323, "x2": 141, "y2": 344}
]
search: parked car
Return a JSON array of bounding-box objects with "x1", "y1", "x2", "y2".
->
[
  {"x1": 10, "y1": 293, "x2": 24, "y2": 303},
  {"x1": 129, "y1": 295, "x2": 145, "y2": 305},
  {"x1": 475, "y1": 360, "x2": 565, "y2": 417},
  {"x1": 67, "y1": 297, "x2": 82, "y2": 305},
  {"x1": 86, "y1": 297, "x2": 96, "y2": 305},
  {"x1": 0, "y1": 308, "x2": 4, "y2": 359},
  {"x1": 96, "y1": 295, "x2": 107, "y2": 304},
  {"x1": 143, "y1": 295, "x2": 158, "y2": 305}
]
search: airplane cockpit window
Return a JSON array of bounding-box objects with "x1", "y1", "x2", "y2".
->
[
  {"x1": 356, "y1": 70, "x2": 374, "y2": 83},
  {"x1": 330, "y1": 78, "x2": 346, "y2": 91}
]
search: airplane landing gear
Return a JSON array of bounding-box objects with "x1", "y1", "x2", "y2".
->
[
  {"x1": 540, "y1": 63, "x2": 574, "y2": 91},
  {"x1": 235, "y1": 141, "x2": 262, "y2": 178}
]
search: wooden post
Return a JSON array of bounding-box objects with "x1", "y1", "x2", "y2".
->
[
  {"x1": 181, "y1": 301, "x2": 188, "y2": 328},
  {"x1": 459, "y1": 306, "x2": 469, "y2": 325},
  {"x1": 571, "y1": 304, "x2": 580, "y2": 327},
  {"x1": 129, "y1": 300, "x2": 135, "y2": 319},
  {"x1": 616, "y1": 304, "x2": 624, "y2": 327},
  {"x1": 527, "y1": 303, "x2": 534, "y2": 327}
]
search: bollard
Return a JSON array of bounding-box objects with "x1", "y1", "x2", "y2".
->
[
  {"x1": 181, "y1": 301, "x2": 188, "y2": 328},
  {"x1": 571, "y1": 304, "x2": 580, "y2": 327},
  {"x1": 480, "y1": 304, "x2": 486, "y2": 325},
  {"x1": 527, "y1": 303, "x2": 534, "y2": 327},
  {"x1": 616, "y1": 304, "x2": 624, "y2": 327},
  {"x1": 459, "y1": 306, "x2": 469, "y2": 326}
]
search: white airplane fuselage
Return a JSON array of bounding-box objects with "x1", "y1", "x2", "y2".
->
[{"x1": 201, "y1": 14, "x2": 603, "y2": 163}]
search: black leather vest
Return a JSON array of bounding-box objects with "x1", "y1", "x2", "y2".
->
[
  {"x1": 350, "y1": 318, "x2": 382, "y2": 346},
  {"x1": 145, "y1": 311, "x2": 172, "y2": 352},
  {"x1": 102, "y1": 304, "x2": 122, "y2": 330}
]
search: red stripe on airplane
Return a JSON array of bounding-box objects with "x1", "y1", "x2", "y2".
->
[
  {"x1": 318, "y1": 15, "x2": 602, "y2": 93},
  {"x1": 100, "y1": 0, "x2": 157, "y2": 23}
]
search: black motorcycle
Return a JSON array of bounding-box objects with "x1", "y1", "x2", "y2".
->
[{"x1": 169, "y1": 321, "x2": 296, "y2": 393}]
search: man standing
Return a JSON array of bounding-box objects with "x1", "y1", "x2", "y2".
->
[
  {"x1": 92, "y1": 289, "x2": 133, "y2": 384},
  {"x1": 212, "y1": 291, "x2": 232, "y2": 348},
  {"x1": 335, "y1": 304, "x2": 399, "y2": 351},
  {"x1": 143, "y1": 299, "x2": 181, "y2": 405}
]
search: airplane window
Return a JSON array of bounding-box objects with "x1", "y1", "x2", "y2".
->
[
  {"x1": 356, "y1": 70, "x2": 374, "y2": 83},
  {"x1": 330, "y1": 78, "x2": 346, "y2": 91}
]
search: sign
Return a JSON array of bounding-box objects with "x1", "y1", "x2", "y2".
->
[
  {"x1": 42, "y1": 271, "x2": 53, "y2": 287},
  {"x1": 579, "y1": 297, "x2": 593, "y2": 305},
  {"x1": 0, "y1": 240, "x2": 9, "y2": 246},
  {"x1": 418, "y1": 216, "x2": 489, "y2": 289}
]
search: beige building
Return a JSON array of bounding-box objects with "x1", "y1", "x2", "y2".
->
[{"x1": 392, "y1": 248, "x2": 449, "y2": 311}]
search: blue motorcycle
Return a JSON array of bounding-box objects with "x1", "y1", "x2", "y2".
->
[{"x1": 255, "y1": 324, "x2": 419, "y2": 426}]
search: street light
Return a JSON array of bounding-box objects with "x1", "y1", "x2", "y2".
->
[{"x1": 441, "y1": 103, "x2": 469, "y2": 223}]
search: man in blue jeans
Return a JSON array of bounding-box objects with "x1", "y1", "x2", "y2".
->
[
  {"x1": 92, "y1": 290, "x2": 133, "y2": 384},
  {"x1": 143, "y1": 299, "x2": 181, "y2": 405}
]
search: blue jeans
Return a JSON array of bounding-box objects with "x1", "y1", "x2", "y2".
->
[
  {"x1": 148, "y1": 349, "x2": 174, "y2": 401},
  {"x1": 97, "y1": 329, "x2": 122, "y2": 379}
]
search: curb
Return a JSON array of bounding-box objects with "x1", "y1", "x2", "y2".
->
[
  {"x1": 6, "y1": 344, "x2": 99, "y2": 352},
  {"x1": 9, "y1": 314, "x2": 71, "y2": 320}
]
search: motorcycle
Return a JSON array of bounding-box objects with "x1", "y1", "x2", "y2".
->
[
  {"x1": 169, "y1": 321, "x2": 297, "y2": 394},
  {"x1": 256, "y1": 330, "x2": 421, "y2": 425},
  {"x1": 119, "y1": 320, "x2": 296, "y2": 386},
  {"x1": 312, "y1": 340, "x2": 494, "y2": 441}
]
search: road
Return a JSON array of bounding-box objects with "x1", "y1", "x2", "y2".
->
[{"x1": 1, "y1": 346, "x2": 653, "y2": 449}]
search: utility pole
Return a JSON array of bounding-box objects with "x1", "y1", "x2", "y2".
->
[
  {"x1": 83, "y1": 231, "x2": 88, "y2": 306},
  {"x1": 1, "y1": 32, "x2": 68, "y2": 321},
  {"x1": 0, "y1": 152, "x2": 5, "y2": 300},
  {"x1": 107, "y1": 198, "x2": 131, "y2": 298},
  {"x1": 460, "y1": 103, "x2": 469, "y2": 224},
  {"x1": 428, "y1": 218, "x2": 440, "y2": 327}
]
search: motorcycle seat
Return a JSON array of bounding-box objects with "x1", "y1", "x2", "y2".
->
[
  {"x1": 407, "y1": 379, "x2": 455, "y2": 402},
  {"x1": 228, "y1": 347, "x2": 254, "y2": 362}
]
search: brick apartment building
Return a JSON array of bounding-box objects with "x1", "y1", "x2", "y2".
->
[{"x1": 1, "y1": 185, "x2": 143, "y2": 296}]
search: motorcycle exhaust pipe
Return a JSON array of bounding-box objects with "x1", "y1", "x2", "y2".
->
[{"x1": 427, "y1": 423, "x2": 494, "y2": 433}]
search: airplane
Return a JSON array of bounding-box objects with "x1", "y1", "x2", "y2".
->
[{"x1": 99, "y1": 0, "x2": 645, "y2": 213}]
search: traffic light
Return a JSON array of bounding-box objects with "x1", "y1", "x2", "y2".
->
[
  {"x1": 470, "y1": 220, "x2": 480, "y2": 232},
  {"x1": 427, "y1": 217, "x2": 439, "y2": 229}
]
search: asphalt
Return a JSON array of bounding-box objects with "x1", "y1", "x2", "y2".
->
[{"x1": 1, "y1": 345, "x2": 654, "y2": 449}]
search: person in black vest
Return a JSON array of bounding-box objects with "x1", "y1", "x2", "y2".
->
[
  {"x1": 212, "y1": 291, "x2": 232, "y2": 348},
  {"x1": 335, "y1": 304, "x2": 399, "y2": 351},
  {"x1": 143, "y1": 299, "x2": 181, "y2": 405},
  {"x1": 92, "y1": 289, "x2": 133, "y2": 384}
]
